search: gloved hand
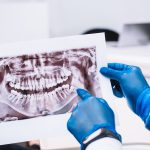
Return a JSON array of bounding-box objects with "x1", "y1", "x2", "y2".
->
[
  {"x1": 67, "y1": 89, "x2": 121, "y2": 148},
  {"x1": 100, "y1": 63, "x2": 149, "y2": 114}
]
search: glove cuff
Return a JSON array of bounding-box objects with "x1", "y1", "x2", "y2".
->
[
  {"x1": 145, "y1": 113, "x2": 150, "y2": 130},
  {"x1": 81, "y1": 128, "x2": 121, "y2": 150},
  {"x1": 136, "y1": 87, "x2": 150, "y2": 130}
]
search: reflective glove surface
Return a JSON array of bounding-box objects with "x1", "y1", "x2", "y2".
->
[
  {"x1": 67, "y1": 89, "x2": 121, "y2": 145},
  {"x1": 100, "y1": 63, "x2": 149, "y2": 115}
]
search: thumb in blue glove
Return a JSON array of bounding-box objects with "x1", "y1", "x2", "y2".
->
[
  {"x1": 100, "y1": 63, "x2": 149, "y2": 115},
  {"x1": 67, "y1": 88, "x2": 121, "y2": 146}
]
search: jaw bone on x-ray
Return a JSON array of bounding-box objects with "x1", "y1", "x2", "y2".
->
[{"x1": 0, "y1": 47, "x2": 101, "y2": 122}]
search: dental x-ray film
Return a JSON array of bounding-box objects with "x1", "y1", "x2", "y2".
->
[
  {"x1": 0, "y1": 47, "x2": 100, "y2": 121},
  {"x1": 0, "y1": 34, "x2": 114, "y2": 145}
]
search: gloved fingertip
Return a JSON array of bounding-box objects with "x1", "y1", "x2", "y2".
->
[
  {"x1": 100, "y1": 67, "x2": 107, "y2": 74},
  {"x1": 76, "y1": 88, "x2": 92, "y2": 100}
]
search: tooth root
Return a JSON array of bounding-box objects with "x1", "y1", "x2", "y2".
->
[
  {"x1": 60, "y1": 71, "x2": 65, "y2": 79},
  {"x1": 62, "y1": 86, "x2": 70, "y2": 96},
  {"x1": 25, "y1": 87, "x2": 29, "y2": 90},
  {"x1": 11, "y1": 95, "x2": 18, "y2": 103},
  {"x1": 47, "y1": 83, "x2": 51, "y2": 88},
  {"x1": 41, "y1": 77, "x2": 46, "y2": 89},
  {"x1": 28, "y1": 79, "x2": 32, "y2": 90},
  {"x1": 63, "y1": 76, "x2": 68, "y2": 81},
  {"x1": 14, "y1": 84, "x2": 17, "y2": 89},
  {"x1": 14, "y1": 83, "x2": 20, "y2": 89},
  {"x1": 49, "y1": 78, "x2": 54, "y2": 86},
  {"x1": 59, "y1": 90, "x2": 66, "y2": 99},
  {"x1": 48, "y1": 93, "x2": 53, "y2": 101},
  {"x1": 8, "y1": 94, "x2": 16, "y2": 101},
  {"x1": 48, "y1": 92, "x2": 57, "y2": 107},
  {"x1": 54, "y1": 77, "x2": 57, "y2": 86},
  {"x1": 44, "y1": 92, "x2": 48, "y2": 101},
  {"x1": 29, "y1": 94, "x2": 37, "y2": 114},
  {"x1": 51, "y1": 75, "x2": 56, "y2": 84},
  {"x1": 57, "y1": 77, "x2": 63, "y2": 84},
  {"x1": 56, "y1": 87, "x2": 66, "y2": 99},
  {"x1": 63, "y1": 89, "x2": 70, "y2": 95},
  {"x1": 18, "y1": 92, "x2": 23, "y2": 98},
  {"x1": 35, "y1": 79, "x2": 39, "y2": 91},
  {"x1": 6, "y1": 74, "x2": 12, "y2": 82},
  {"x1": 40, "y1": 68, "x2": 45, "y2": 75},
  {"x1": 55, "y1": 74, "x2": 61, "y2": 84},
  {"x1": 48, "y1": 78, "x2": 56, "y2": 87},
  {"x1": 24, "y1": 94, "x2": 30, "y2": 105},
  {"x1": 25, "y1": 84, "x2": 30, "y2": 90},
  {"x1": 15, "y1": 93, "x2": 23, "y2": 104},
  {"x1": 31, "y1": 78, "x2": 36, "y2": 91},
  {"x1": 44, "y1": 92, "x2": 51, "y2": 110},
  {"x1": 66, "y1": 88, "x2": 71, "y2": 93},
  {"x1": 21, "y1": 96, "x2": 26, "y2": 105},
  {"x1": 37, "y1": 94, "x2": 45, "y2": 111},
  {"x1": 27, "y1": 94, "x2": 31, "y2": 100},
  {"x1": 21, "y1": 79, "x2": 25, "y2": 90},
  {"x1": 70, "y1": 86, "x2": 75, "y2": 92},
  {"x1": 52, "y1": 80, "x2": 57, "y2": 86},
  {"x1": 11, "y1": 90, "x2": 18, "y2": 95},
  {"x1": 23, "y1": 95, "x2": 29, "y2": 105},
  {"x1": 61, "y1": 88, "x2": 67, "y2": 98},
  {"x1": 9, "y1": 82, "x2": 14, "y2": 88},
  {"x1": 15, "y1": 97, "x2": 21, "y2": 104},
  {"x1": 39, "y1": 78, "x2": 43, "y2": 90},
  {"x1": 55, "y1": 88, "x2": 63, "y2": 99},
  {"x1": 45, "y1": 78, "x2": 49, "y2": 88},
  {"x1": 47, "y1": 93, "x2": 54, "y2": 111},
  {"x1": 64, "y1": 84, "x2": 69, "y2": 89},
  {"x1": 26, "y1": 79, "x2": 29, "y2": 90},
  {"x1": 51, "y1": 91, "x2": 60, "y2": 104},
  {"x1": 63, "y1": 68, "x2": 71, "y2": 76},
  {"x1": 25, "y1": 79, "x2": 29, "y2": 90},
  {"x1": 11, "y1": 76, "x2": 16, "y2": 83},
  {"x1": 21, "y1": 86, "x2": 25, "y2": 90},
  {"x1": 65, "y1": 85, "x2": 72, "y2": 93},
  {"x1": 49, "y1": 80, "x2": 54, "y2": 87}
]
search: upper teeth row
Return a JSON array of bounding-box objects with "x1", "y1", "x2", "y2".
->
[{"x1": 9, "y1": 74, "x2": 70, "y2": 90}]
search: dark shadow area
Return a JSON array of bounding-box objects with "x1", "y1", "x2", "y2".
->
[
  {"x1": 83, "y1": 28, "x2": 119, "y2": 41},
  {"x1": 0, "y1": 144, "x2": 40, "y2": 150}
]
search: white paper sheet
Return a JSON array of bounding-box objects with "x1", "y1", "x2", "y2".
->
[{"x1": 0, "y1": 33, "x2": 115, "y2": 145}]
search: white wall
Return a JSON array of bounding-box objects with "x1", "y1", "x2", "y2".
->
[
  {"x1": 0, "y1": 0, "x2": 149, "y2": 42},
  {"x1": 48, "y1": 0, "x2": 150, "y2": 37},
  {"x1": 0, "y1": 0, "x2": 50, "y2": 44}
]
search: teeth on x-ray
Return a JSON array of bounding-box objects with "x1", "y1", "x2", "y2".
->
[
  {"x1": 8, "y1": 68, "x2": 71, "y2": 91},
  {"x1": 0, "y1": 47, "x2": 101, "y2": 121}
]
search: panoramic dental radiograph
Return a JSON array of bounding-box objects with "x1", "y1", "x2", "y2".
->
[{"x1": 0, "y1": 47, "x2": 101, "y2": 122}]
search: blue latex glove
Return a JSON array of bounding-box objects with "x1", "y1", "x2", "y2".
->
[
  {"x1": 67, "y1": 89, "x2": 121, "y2": 146},
  {"x1": 100, "y1": 63, "x2": 150, "y2": 128}
]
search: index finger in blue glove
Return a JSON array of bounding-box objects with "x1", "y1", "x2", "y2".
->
[
  {"x1": 100, "y1": 67, "x2": 121, "y2": 80},
  {"x1": 108, "y1": 63, "x2": 130, "y2": 71},
  {"x1": 76, "y1": 88, "x2": 93, "y2": 100}
]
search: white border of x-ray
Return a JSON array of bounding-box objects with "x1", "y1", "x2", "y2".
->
[{"x1": 0, "y1": 33, "x2": 115, "y2": 145}]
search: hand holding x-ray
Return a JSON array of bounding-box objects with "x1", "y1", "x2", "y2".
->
[{"x1": 100, "y1": 63, "x2": 149, "y2": 114}]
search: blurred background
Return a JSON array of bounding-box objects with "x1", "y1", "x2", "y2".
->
[
  {"x1": 0, "y1": 0, "x2": 150, "y2": 43},
  {"x1": 0, "y1": 0, "x2": 150, "y2": 150}
]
